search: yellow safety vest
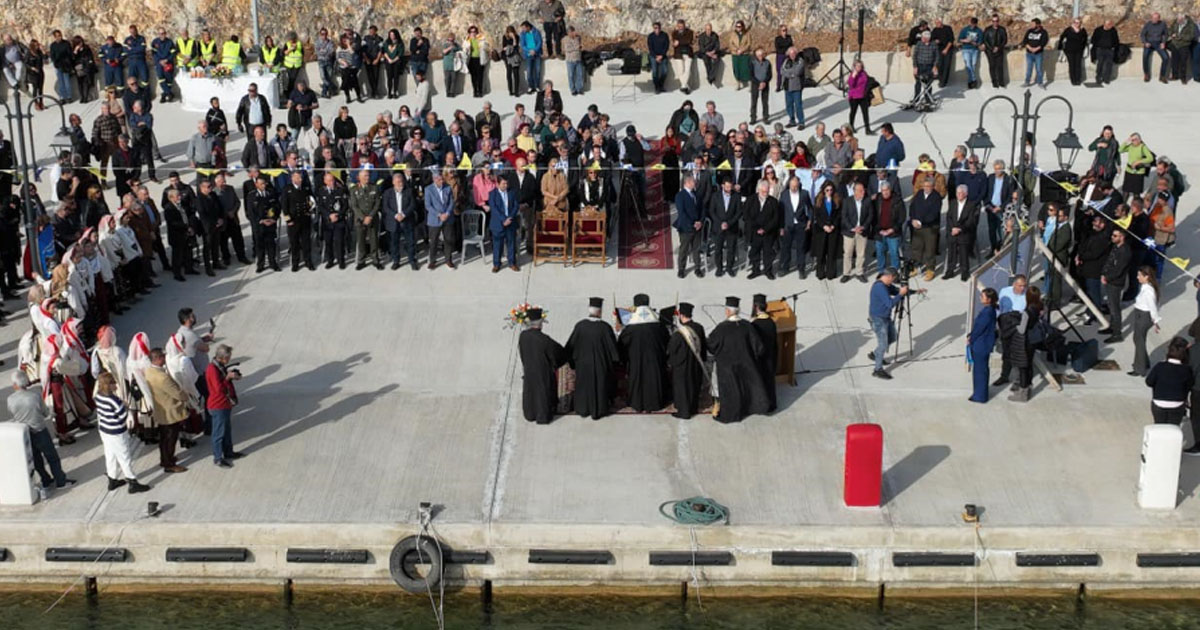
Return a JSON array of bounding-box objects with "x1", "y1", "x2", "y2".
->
[
  {"x1": 199, "y1": 40, "x2": 217, "y2": 62},
  {"x1": 261, "y1": 46, "x2": 279, "y2": 67},
  {"x1": 175, "y1": 38, "x2": 196, "y2": 66},
  {"x1": 283, "y1": 41, "x2": 303, "y2": 69},
  {"x1": 221, "y1": 41, "x2": 241, "y2": 67}
]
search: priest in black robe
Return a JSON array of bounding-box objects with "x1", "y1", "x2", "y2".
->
[
  {"x1": 708, "y1": 296, "x2": 768, "y2": 423},
  {"x1": 667, "y1": 302, "x2": 707, "y2": 419},
  {"x1": 519, "y1": 308, "x2": 567, "y2": 424},
  {"x1": 616, "y1": 293, "x2": 669, "y2": 412},
  {"x1": 565, "y1": 297, "x2": 619, "y2": 420},
  {"x1": 750, "y1": 293, "x2": 778, "y2": 413}
]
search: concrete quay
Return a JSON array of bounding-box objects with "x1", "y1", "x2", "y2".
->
[{"x1": 2, "y1": 63, "x2": 1200, "y2": 594}]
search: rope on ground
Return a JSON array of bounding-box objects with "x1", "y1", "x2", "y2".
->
[{"x1": 659, "y1": 497, "x2": 730, "y2": 526}]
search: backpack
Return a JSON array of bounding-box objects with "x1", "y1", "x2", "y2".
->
[{"x1": 1168, "y1": 164, "x2": 1187, "y2": 198}]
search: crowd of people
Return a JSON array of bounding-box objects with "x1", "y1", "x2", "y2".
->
[{"x1": 0, "y1": 7, "x2": 1197, "y2": 497}]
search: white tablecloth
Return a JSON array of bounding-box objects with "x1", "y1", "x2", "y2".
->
[{"x1": 176, "y1": 72, "x2": 280, "y2": 113}]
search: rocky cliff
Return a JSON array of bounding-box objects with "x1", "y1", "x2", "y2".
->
[{"x1": 6, "y1": 0, "x2": 1195, "y2": 50}]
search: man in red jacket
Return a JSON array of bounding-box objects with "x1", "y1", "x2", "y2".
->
[{"x1": 205, "y1": 344, "x2": 243, "y2": 468}]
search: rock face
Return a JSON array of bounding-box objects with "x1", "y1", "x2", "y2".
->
[{"x1": 7, "y1": 0, "x2": 1195, "y2": 49}]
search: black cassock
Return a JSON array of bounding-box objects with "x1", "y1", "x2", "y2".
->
[
  {"x1": 617, "y1": 322, "x2": 669, "y2": 412},
  {"x1": 666, "y1": 321, "x2": 707, "y2": 419},
  {"x1": 708, "y1": 319, "x2": 768, "y2": 423},
  {"x1": 565, "y1": 318, "x2": 619, "y2": 420},
  {"x1": 519, "y1": 328, "x2": 567, "y2": 424},
  {"x1": 751, "y1": 315, "x2": 778, "y2": 412}
]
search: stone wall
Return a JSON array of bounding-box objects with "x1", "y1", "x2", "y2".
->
[{"x1": 5, "y1": 0, "x2": 1196, "y2": 50}]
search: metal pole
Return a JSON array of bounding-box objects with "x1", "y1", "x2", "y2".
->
[
  {"x1": 1011, "y1": 89, "x2": 1033, "y2": 275},
  {"x1": 251, "y1": 0, "x2": 261, "y2": 48},
  {"x1": 1072, "y1": 0, "x2": 1081, "y2": 19},
  {"x1": 11, "y1": 90, "x2": 42, "y2": 278}
]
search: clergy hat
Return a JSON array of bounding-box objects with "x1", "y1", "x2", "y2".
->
[
  {"x1": 752, "y1": 293, "x2": 768, "y2": 308},
  {"x1": 527, "y1": 308, "x2": 543, "y2": 322},
  {"x1": 659, "y1": 306, "x2": 675, "y2": 319},
  {"x1": 588, "y1": 297, "x2": 604, "y2": 309},
  {"x1": 626, "y1": 125, "x2": 637, "y2": 137},
  {"x1": 725, "y1": 296, "x2": 740, "y2": 308},
  {"x1": 678, "y1": 302, "x2": 694, "y2": 317},
  {"x1": 633, "y1": 293, "x2": 650, "y2": 307}
]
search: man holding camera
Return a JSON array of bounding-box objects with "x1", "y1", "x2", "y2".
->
[
  {"x1": 869, "y1": 268, "x2": 910, "y2": 379},
  {"x1": 205, "y1": 343, "x2": 243, "y2": 468}
]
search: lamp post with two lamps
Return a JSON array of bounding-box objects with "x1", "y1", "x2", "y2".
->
[
  {"x1": 1, "y1": 89, "x2": 73, "y2": 278},
  {"x1": 964, "y1": 89, "x2": 1082, "y2": 273}
]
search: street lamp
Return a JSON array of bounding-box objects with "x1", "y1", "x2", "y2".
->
[
  {"x1": 965, "y1": 89, "x2": 1079, "y2": 273},
  {"x1": 4, "y1": 90, "x2": 69, "y2": 278}
]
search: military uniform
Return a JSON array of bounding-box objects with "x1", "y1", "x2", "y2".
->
[
  {"x1": 350, "y1": 182, "x2": 383, "y2": 268},
  {"x1": 281, "y1": 182, "x2": 314, "y2": 271},
  {"x1": 247, "y1": 182, "x2": 281, "y2": 271},
  {"x1": 316, "y1": 183, "x2": 349, "y2": 268}
]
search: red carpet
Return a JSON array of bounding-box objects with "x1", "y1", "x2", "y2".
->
[{"x1": 617, "y1": 151, "x2": 673, "y2": 270}]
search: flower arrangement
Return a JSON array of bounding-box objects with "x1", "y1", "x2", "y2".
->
[
  {"x1": 211, "y1": 65, "x2": 234, "y2": 80},
  {"x1": 505, "y1": 302, "x2": 547, "y2": 329}
]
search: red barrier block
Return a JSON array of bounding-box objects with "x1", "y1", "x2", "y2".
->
[{"x1": 844, "y1": 423, "x2": 883, "y2": 507}]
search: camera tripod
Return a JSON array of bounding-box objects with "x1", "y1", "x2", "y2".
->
[
  {"x1": 817, "y1": 0, "x2": 855, "y2": 92},
  {"x1": 891, "y1": 286, "x2": 916, "y2": 365}
]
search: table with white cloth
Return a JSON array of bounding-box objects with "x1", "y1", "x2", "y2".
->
[{"x1": 176, "y1": 71, "x2": 281, "y2": 113}]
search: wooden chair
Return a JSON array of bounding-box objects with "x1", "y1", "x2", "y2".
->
[
  {"x1": 572, "y1": 207, "x2": 607, "y2": 266},
  {"x1": 533, "y1": 208, "x2": 569, "y2": 265}
]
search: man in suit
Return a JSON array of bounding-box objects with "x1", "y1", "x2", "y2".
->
[
  {"x1": 383, "y1": 173, "x2": 419, "y2": 270},
  {"x1": 673, "y1": 175, "x2": 704, "y2": 278},
  {"x1": 729, "y1": 144, "x2": 758, "y2": 196},
  {"x1": 840, "y1": 181, "x2": 874, "y2": 283},
  {"x1": 194, "y1": 178, "x2": 223, "y2": 276},
  {"x1": 982, "y1": 159, "x2": 1016, "y2": 255},
  {"x1": 511, "y1": 157, "x2": 541, "y2": 255},
  {"x1": 489, "y1": 175, "x2": 521, "y2": 272},
  {"x1": 778, "y1": 174, "x2": 812, "y2": 278},
  {"x1": 144, "y1": 348, "x2": 191, "y2": 473},
  {"x1": 424, "y1": 168, "x2": 457, "y2": 269},
  {"x1": 708, "y1": 177, "x2": 741, "y2": 277},
  {"x1": 240, "y1": 126, "x2": 278, "y2": 170},
  {"x1": 745, "y1": 179, "x2": 781, "y2": 279},
  {"x1": 162, "y1": 188, "x2": 193, "y2": 282},
  {"x1": 944, "y1": 184, "x2": 980, "y2": 280}
]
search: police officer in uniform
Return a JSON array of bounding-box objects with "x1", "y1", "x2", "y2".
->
[
  {"x1": 316, "y1": 172, "x2": 349, "y2": 269},
  {"x1": 281, "y1": 170, "x2": 315, "y2": 271},
  {"x1": 247, "y1": 175, "x2": 281, "y2": 272}
]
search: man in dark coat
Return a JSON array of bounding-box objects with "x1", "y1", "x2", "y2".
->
[
  {"x1": 194, "y1": 178, "x2": 223, "y2": 275},
  {"x1": 708, "y1": 296, "x2": 768, "y2": 423},
  {"x1": 944, "y1": 184, "x2": 980, "y2": 280},
  {"x1": 564, "y1": 297, "x2": 619, "y2": 420},
  {"x1": 750, "y1": 294, "x2": 778, "y2": 412},
  {"x1": 745, "y1": 180, "x2": 781, "y2": 279},
  {"x1": 616, "y1": 293, "x2": 669, "y2": 412},
  {"x1": 161, "y1": 187, "x2": 193, "y2": 281},
  {"x1": 519, "y1": 308, "x2": 566, "y2": 424},
  {"x1": 246, "y1": 175, "x2": 281, "y2": 272},
  {"x1": 666, "y1": 302, "x2": 707, "y2": 419},
  {"x1": 708, "y1": 177, "x2": 742, "y2": 277}
]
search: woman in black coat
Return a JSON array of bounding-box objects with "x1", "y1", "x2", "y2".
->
[
  {"x1": 1003, "y1": 286, "x2": 1044, "y2": 402},
  {"x1": 811, "y1": 181, "x2": 842, "y2": 280}
]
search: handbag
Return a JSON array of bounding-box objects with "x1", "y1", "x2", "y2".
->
[{"x1": 869, "y1": 85, "x2": 884, "y2": 107}]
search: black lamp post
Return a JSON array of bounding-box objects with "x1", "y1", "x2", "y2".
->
[
  {"x1": 964, "y1": 89, "x2": 1080, "y2": 273},
  {"x1": 3, "y1": 90, "x2": 69, "y2": 278}
]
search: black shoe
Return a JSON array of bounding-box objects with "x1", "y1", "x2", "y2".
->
[
  {"x1": 128, "y1": 480, "x2": 151, "y2": 494},
  {"x1": 765, "y1": 270, "x2": 776, "y2": 280},
  {"x1": 941, "y1": 273, "x2": 955, "y2": 280},
  {"x1": 215, "y1": 459, "x2": 233, "y2": 468},
  {"x1": 174, "y1": 274, "x2": 186, "y2": 282},
  {"x1": 228, "y1": 452, "x2": 246, "y2": 460},
  {"x1": 872, "y1": 369, "x2": 893, "y2": 380},
  {"x1": 747, "y1": 270, "x2": 761, "y2": 279},
  {"x1": 391, "y1": 261, "x2": 401, "y2": 270},
  {"x1": 1127, "y1": 370, "x2": 1143, "y2": 377},
  {"x1": 1104, "y1": 335, "x2": 1122, "y2": 343},
  {"x1": 727, "y1": 268, "x2": 737, "y2": 277},
  {"x1": 271, "y1": 264, "x2": 281, "y2": 271},
  {"x1": 292, "y1": 266, "x2": 300, "y2": 272},
  {"x1": 715, "y1": 268, "x2": 725, "y2": 277},
  {"x1": 840, "y1": 275, "x2": 852, "y2": 283},
  {"x1": 256, "y1": 266, "x2": 265, "y2": 273},
  {"x1": 858, "y1": 274, "x2": 868, "y2": 283},
  {"x1": 991, "y1": 377, "x2": 1010, "y2": 387},
  {"x1": 107, "y1": 477, "x2": 127, "y2": 491},
  {"x1": 696, "y1": 268, "x2": 705, "y2": 278},
  {"x1": 237, "y1": 257, "x2": 253, "y2": 265},
  {"x1": 867, "y1": 351, "x2": 890, "y2": 366},
  {"x1": 356, "y1": 263, "x2": 367, "y2": 271},
  {"x1": 179, "y1": 437, "x2": 196, "y2": 449},
  {"x1": 325, "y1": 261, "x2": 335, "y2": 269},
  {"x1": 1185, "y1": 446, "x2": 1200, "y2": 456},
  {"x1": 799, "y1": 271, "x2": 807, "y2": 280},
  {"x1": 1097, "y1": 328, "x2": 1113, "y2": 335},
  {"x1": 205, "y1": 268, "x2": 215, "y2": 277},
  {"x1": 677, "y1": 269, "x2": 686, "y2": 279}
]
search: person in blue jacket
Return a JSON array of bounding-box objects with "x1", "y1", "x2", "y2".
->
[
  {"x1": 672, "y1": 175, "x2": 703, "y2": 278},
  {"x1": 968, "y1": 287, "x2": 999, "y2": 403},
  {"x1": 489, "y1": 175, "x2": 520, "y2": 272},
  {"x1": 123, "y1": 25, "x2": 149, "y2": 86},
  {"x1": 520, "y1": 22, "x2": 544, "y2": 95},
  {"x1": 151, "y1": 29, "x2": 177, "y2": 103},
  {"x1": 98, "y1": 36, "x2": 125, "y2": 90}
]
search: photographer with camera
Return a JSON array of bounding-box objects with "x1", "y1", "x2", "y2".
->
[
  {"x1": 869, "y1": 267, "x2": 910, "y2": 380},
  {"x1": 205, "y1": 343, "x2": 243, "y2": 469}
]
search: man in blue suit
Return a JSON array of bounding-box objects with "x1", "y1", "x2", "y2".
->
[
  {"x1": 424, "y1": 168, "x2": 457, "y2": 269},
  {"x1": 489, "y1": 175, "x2": 521, "y2": 272},
  {"x1": 673, "y1": 175, "x2": 704, "y2": 278}
]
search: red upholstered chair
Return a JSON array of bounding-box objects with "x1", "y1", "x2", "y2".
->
[
  {"x1": 533, "y1": 208, "x2": 569, "y2": 265},
  {"x1": 572, "y1": 206, "x2": 606, "y2": 266}
]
